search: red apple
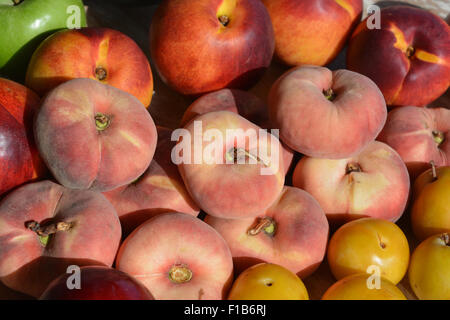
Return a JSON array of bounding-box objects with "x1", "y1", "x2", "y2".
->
[
  {"x1": 205, "y1": 186, "x2": 329, "y2": 278},
  {"x1": 262, "y1": 0, "x2": 363, "y2": 66},
  {"x1": 26, "y1": 27, "x2": 154, "y2": 108},
  {"x1": 378, "y1": 106, "x2": 450, "y2": 180},
  {"x1": 176, "y1": 110, "x2": 285, "y2": 219},
  {"x1": 0, "y1": 78, "x2": 46, "y2": 197},
  {"x1": 347, "y1": 6, "x2": 450, "y2": 107},
  {"x1": 268, "y1": 66, "x2": 387, "y2": 159},
  {"x1": 40, "y1": 266, "x2": 154, "y2": 300},
  {"x1": 180, "y1": 88, "x2": 294, "y2": 174},
  {"x1": 293, "y1": 141, "x2": 410, "y2": 224},
  {"x1": 34, "y1": 78, "x2": 157, "y2": 192},
  {"x1": 149, "y1": 0, "x2": 275, "y2": 95},
  {"x1": 0, "y1": 180, "x2": 121, "y2": 298},
  {"x1": 116, "y1": 213, "x2": 233, "y2": 300},
  {"x1": 103, "y1": 126, "x2": 200, "y2": 236}
]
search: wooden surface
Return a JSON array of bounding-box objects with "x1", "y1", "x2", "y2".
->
[{"x1": 1, "y1": 0, "x2": 449, "y2": 300}]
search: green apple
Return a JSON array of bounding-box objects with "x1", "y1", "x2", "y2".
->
[{"x1": 0, "y1": 0, "x2": 87, "y2": 82}]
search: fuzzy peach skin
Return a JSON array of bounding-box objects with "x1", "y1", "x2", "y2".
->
[
  {"x1": 176, "y1": 110, "x2": 285, "y2": 219},
  {"x1": 262, "y1": 0, "x2": 362, "y2": 66},
  {"x1": 292, "y1": 141, "x2": 410, "y2": 223},
  {"x1": 149, "y1": 0, "x2": 274, "y2": 96},
  {"x1": 34, "y1": 78, "x2": 157, "y2": 192},
  {"x1": 180, "y1": 88, "x2": 294, "y2": 174},
  {"x1": 103, "y1": 126, "x2": 200, "y2": 236},
  {"x1": 0, "y1": 180, "x2": 121, "y2": 298},
  {"x1": 116, "y1": 213, "x2": 233, "y2": 300},
  {"x1": 268, "y1": 66, "x2": 387, "y2": 159},
  {"x1": 0, "y1": 78, "x2": 47, "y2": 196},
  {"x1": 205, "y1": 186, "x2": 329, "y2": 278},
  {"x1": 25, "y1": 27, "x2": 154, "y2": 107},
  {"x1": 378, "y1": 106, "x2": 450, "y2": 180},
  {"x1": 347, "y1": 6, "x2": 450, "y2": 107}
]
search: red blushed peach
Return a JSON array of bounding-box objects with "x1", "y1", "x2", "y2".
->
[
  {"x1": 26, "y1": 27, "x2": 154, "y2": 107},
  {"x1": 116, "y1": 213, "x2": 233, "y2": 300},
  {"x1": 0, "y1": 180, "x2": 121, "y2": 298},
  {"x1": 262, "y1": 0, "x2": 363, "y2": 66},
  {"x1": 103, "y1": 126, "x2": 200, "y2": 236},
  {"x1": 205, "y1": 186, "x2": 329, "y2": 278},
  {"x1": 268, "y1": 66, "x2": 387, "y2": 159},
  {"x1": 34, "y1": 78, "x2": 157, "y2": 192},
  {"x1": 378, "y1": 106, "x2": 450, "y2": 180},
  {"x1": 292, "y1": 141, "x2": 410, "y2": 224},
  {"x1": 149, "y1": 0, "x2": 275, "y2": 95},
  {"x1": 176, "y1": 111, "x2": 285, "y2": 219},
  {"x1": 347, "y1": 6, "x2": 450, "y2": 107},
  {"x1": 0, "y1": 78, "x2": 47, "y2": 197},
  {"x1": 180, "y1": 88, "x2": 294, "y2": 174}
]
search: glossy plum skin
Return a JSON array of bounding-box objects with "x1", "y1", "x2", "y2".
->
[{"x1": 40, "y1": 266, "x2": 154, "y2": 300}]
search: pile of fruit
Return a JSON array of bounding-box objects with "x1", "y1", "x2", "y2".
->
[{"x1": 0, "y1": 0, "x2": 449, "y2": 300}]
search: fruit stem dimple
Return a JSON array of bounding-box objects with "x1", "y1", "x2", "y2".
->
[
  {"x1": 95, "y1": 66, "x2": 107, "y2": 81},
  {"x1": 12, "y1": 0, "x2": 23, "y2": 5},
  {"x1": 440, "y1": 233, "x2": 449, "y2": 246},
  {"x1": 430, "y1": 160, "x2": 438, "y2": 182},
  {"x1": 248, "y1": 217, "x2": 276, "y2": 237},
  {"x1": 168, "y1": 264, "x2": 193, "y2": 284},
  {"x1": 226, "y1": 147, "x2": 269, "y2": 167},
  {"x1": 323, "y1": 88, "x2": 336, "y2": 101},
  {"x1": 218, "y1": 15, "x2": 230, "y2": 27},
  {"x1": 406, "y1": 46, "x2": 415, "y2": 58},
  {"x1": 95, "y1": 113, "x2": 110, "y2": 131},
  {"x1": 346, "y1": 162, "x2": 362, "y2": 174},
  {"x1": 432, "y1": 130, "x2": 444, "y2": 146}
]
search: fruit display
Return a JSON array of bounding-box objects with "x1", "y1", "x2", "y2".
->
[{"x1": 0, "y1": 0, "x2": 449, "y2": 302}]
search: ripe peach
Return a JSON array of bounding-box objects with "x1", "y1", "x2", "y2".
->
[
  {"x1": 378, "y1": 106, "x2": 450, "y2": 180},
  {"x1": 149, "y1": 0, "x2": 275, "y2": 95},
  {"x1": 347, "y1": 6, "x2": 450, "y2": 106},
  {"x1": 103, "y1": 126, "x2": 200, "y2": 236},
  {"x1": 0, "y1": 78, "x2": 47, "y2": 196},
  {"x1": 176, "y1": 111, "x2": 285, "y2": 219},
  {"x1": 0, "y1": 180, "x2": 121, "y2": 297},
  {"x1": 268, "y1": 66, "x2": 387, "y2": 159},
  {"x1": 205, "y1": 186, "x2": 329, "y2": 278},
  {"x1": 34, "y1": 78, "x2": 157, "y2": 192},
  {"x1": 262, "y1": 0, "x2": 363, "y2": 66},
  {"x1": 116, "y1": 213, "x2": 233, "y2": 300},
  {"x1": 26, "y1": 27, "x2": 154, "y2": 107},
  {"x1": 293, "y1": 141, "x2": 410, "y2": 223},
  {"x1": 180, "y1": 88, "x2": 294, "y2": 174}
]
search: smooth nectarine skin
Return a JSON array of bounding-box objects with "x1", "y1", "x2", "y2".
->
[
  {"x1": 347, "y1": 6, "x2": 450, "y2": 106},
  {"x1": 0, "y1": 78, "x2": 46, "y2": 197},
  {"x1": 205, "y1": 187, "x2": 329, "y2": 278},
  {"x1": 40, "y1": 266, "x2": 154, "y2": 300},
  {"x1": 181, "y1": 89, "x2": 294, "y2": 174},
  {"x1": 34, "y1": 78, "x2": 157, "y2": 192},
  {"x1": 150, "y1": 0, "x2": 275, "y2": 95},
  {"x1": 116, "y1": 213, "x2": 233, "y2": 300},
  {"x1": 0, "y1": 180, "x2": 121, "y2": 298},
  {"x1": 293, "y1": 141, "x2": 410, "y2": 223},
  {"x1": 26, "y1": 28, "x2": 154, "y2": 107},
  {"x1": 177, "y1": 111, "x2": 285, "y2": 219},
  {"x1": 269, "y1": 66, "x2": 387, "y2": 159},
  {"x1": 378, "y1": 106, "x2": 450, "y2": 180},
  {"x1": 262, "y1": 0, "x2": 362, "y2": 66},
  {"x1": 103, "y1": 126, "x2": 200, "y2": 236}
]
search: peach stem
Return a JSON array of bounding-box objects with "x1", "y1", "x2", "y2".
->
[
  {"x1": 440, "y1": 233, "x2": 449, "y2": 246},
  {"x1": 95, "y1": 113, "x2": 110, "y2": 131},
  {"x1": 13, "y1": 0, "x2": 23, "y2": 5},
  {"x1": 248, "y1": 217, "x2": 276, "y2": 237},
  {"x1": 25, "y1": 220, "x2": 72, "y2": 237},
  {"x1": 168, "y1": 264, "x2": 193, "y2": 284},
  {"x1": 430, "y1": 160, "x2": 437, "y2": 182},
  {"x1": 432, "y1": 130, "x2": 444, "y2": 146},
  {"x1": 227, "y1": 148, "x2": 269, "y2": 167},
  {"x1": 406, "y1": 46, "x2": 415, "y2": 58},
  {"x1": 218, "y1": 15, "x2": 230, "y2": 26},
  {"x1": 95, "y1": 66, "x2": 107, "y2": 81},
  {"x1": 346, "y1": 162, "x2": 361, "y2": 174},
  {"x1": 323, "y1": 88, "x2": 336, "y2": 101}
]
